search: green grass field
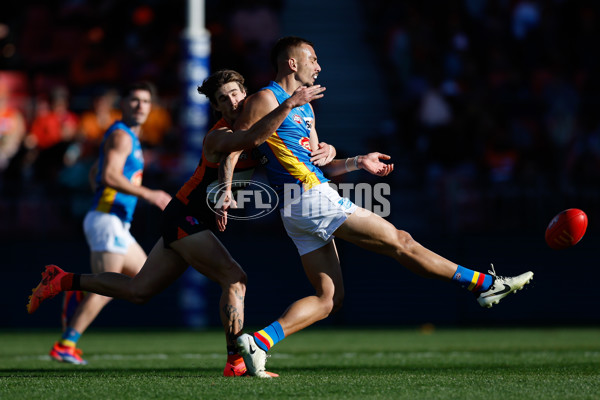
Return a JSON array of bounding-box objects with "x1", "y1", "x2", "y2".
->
[{"x1": 1, "y1": 327, "x2": 599, "y2": 399}]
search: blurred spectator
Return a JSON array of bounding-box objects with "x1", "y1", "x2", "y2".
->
[
  {"x1": 359, "y1": 0, "x2": 600, "y2": 233},
  {"x1": 141, "y1": 93, "x2": 172, "y2": 148},
  {"x1": 0, "y1": 79, "x2": 25, "y2": 172},
  {"x1": 512, "y1": 1, "x2": 541, "y2": 40},
  {"x1": 0, "y1": 19, "x2": 21, "y2": 70},
  {"x1": 566, "y1": 117, "x2": 600, "y2": 188},
  {"x1": 227, "y1": 2, "x2": 280, "y2": 91},
  {"x1": 19, "y1": 4, "x2": 80, "y2": 83},
  {"x1": 25, "y1": 86, "x2": 78, "y2": 183},
  {"x1": 418, "y1": 85, "x2": 453, "y2": 128},
  {"x1": 69, "y1": 27, "x2": 120, "y2": 89},
  {"x1": 77, "y1": 88, "x2": 121, "y2": 158},
  {"x1": 138, "y1": 86, "x2": 177, "y2": 191},
  {"x1": 387, "y1": 26, "x2": 412, "y2": 91},
  {"x1": 417, "y1": 76, "x2": 455, "y2": 169},
  {"x1": 484, "y1": 125, "x2": 519, "y2": 185}
]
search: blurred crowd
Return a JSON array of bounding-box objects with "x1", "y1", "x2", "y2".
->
[
  {"x1": 361, "y1": 0, "x2": 600, "y2": 233},
  {"x1": 1, "y1": 0, "x2": 599, "y2": 239},
  {"x1": 0, "y1": 0, "x2": 282, "y2": 239}
]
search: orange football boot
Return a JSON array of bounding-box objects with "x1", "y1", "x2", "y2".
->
[
  {"x1": 49, "y1": 342, "x2": 87, "y2": 365},
  {"x1": 27, "y1": 265, "x2": 69, "y2": 314},
  {"x1": 223, "y1": 355, "x2": 279, "y2": 377}
]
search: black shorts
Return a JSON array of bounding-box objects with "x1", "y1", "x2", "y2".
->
[{"x1": 160, "y1": 199, "x2": 215, "y2": 248}]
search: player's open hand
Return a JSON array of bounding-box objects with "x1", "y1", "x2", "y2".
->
[
  {"x1": 215, "y1": 190, "x2": 237, "y2": 232},
  {"x1": 215, "y1": 210, "x2": 227, "y2": 232},
  {"x1": 359, "y1": 153, "x2": 394, "y2": 176},
  {"x1": 310, "y1": 142, "x2": 336, "y2": 166},
  {"x1": 287, "y1": 85, "x2": 326, "y2": 108}
]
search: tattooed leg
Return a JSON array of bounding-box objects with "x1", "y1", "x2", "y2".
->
[{"x1": 221, "y1": 285, "x2": 245, "y2": 350}]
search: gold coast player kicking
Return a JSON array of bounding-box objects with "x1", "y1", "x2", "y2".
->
[
  {"x1": 27, "y1": 70, "x2": 326, "y2": 377},
  {"x1": 222, "y1": 36, "x2": 534, "y2": 377}
]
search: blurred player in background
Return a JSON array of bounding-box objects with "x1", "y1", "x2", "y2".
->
[
  {"x1": 219, "y1": 36, "x2": 535, "y2": 377},
  {"x1": 47, "y1": 81, "x2": 172, "y2": 365},
  {"x1": 27, "y1": 70, "x2": 326, "y2": 376},
  {"x1": 25, "y1": 86, "x2": 79, "y2": 183}
]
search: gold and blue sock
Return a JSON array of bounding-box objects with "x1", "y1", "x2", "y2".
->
[
  {"x1": 253, "y1": 321, "x2": 285, "y2": 352},
  {"x1": 59, "y1": 327, "x2": 81, "y2": 347},
  {"x1": 452, "y1": 265, "x2": 493, "y2": 294}
]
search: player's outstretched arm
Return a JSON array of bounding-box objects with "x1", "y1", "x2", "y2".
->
[
  {"x1": 356, "y1": 152, "x2": 394, "y2": 176},
  {"x1": 321, "y1": 152, "x2": 394, "y2": 177},
  {"x1": 205, "y1": 85, "x2": 326, "y2": 154}
]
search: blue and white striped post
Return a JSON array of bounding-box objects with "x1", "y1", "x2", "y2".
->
[
  {"x1": 180, "y1": 0, "x2": 211, "y2": 176},
  {"x1": 179, "y1": 0, "x2": 210, "y2": 328}
]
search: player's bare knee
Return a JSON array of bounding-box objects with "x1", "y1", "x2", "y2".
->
[
  {"x1": 322, "y1": 301, "x2": 335, "y2": 318},
  {"x1": 393, "y1": 229, "x2": 417, "y2": 255},
  {"x1": 331, "y1": 295, "x2": 344, "y2": 314},
  {"x1": 213, "y1": 259, "x2": 247, "y2": 298},
  {"x1": 220, "y1": 259, "x2": 247, "y2": 286},
  {"x1": 236, "y1": 267, "x2": 248, "y2": 286}
]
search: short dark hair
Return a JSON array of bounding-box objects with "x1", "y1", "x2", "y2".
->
[
  {"x1": 197, "y1": 69, "x2": 246, "y2": 105},
  {"x1": 121, "y1": 81, "x2": 154, "y2": 99},
  {"x1": 270, "y1": 36, "x2": 315, "y2": 72}
]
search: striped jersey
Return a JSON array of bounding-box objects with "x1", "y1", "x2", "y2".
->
[
  {"x1": 258, "y1": 81, "x2": 329, "y2": 195},
  {"x1": 175, "y1": 118, "x2": 260, "y2": 223},
  {"x1": 90, "y1": 121, "x2": 144, "y2": 223}
]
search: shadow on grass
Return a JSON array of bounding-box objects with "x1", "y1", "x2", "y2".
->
[{"x1": 5, "y1": 360, "x2": 596, "y2": 378}]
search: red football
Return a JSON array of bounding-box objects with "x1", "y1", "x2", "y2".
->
[{"x1": 545, "y1": 208, "x2": 588, "y2": 250}]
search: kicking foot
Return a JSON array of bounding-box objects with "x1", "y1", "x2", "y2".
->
[{"x1": 477, "y1": 264, "x2": 533, "y2": 308}]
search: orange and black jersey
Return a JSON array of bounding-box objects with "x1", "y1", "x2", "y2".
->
[{"x1": 160, "y1": 118, "x2": 260, "y2": 246}]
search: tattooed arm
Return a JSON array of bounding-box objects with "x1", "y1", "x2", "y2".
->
[{"x1": 215, "y1": 150, "x2": 242, "y2": 232}]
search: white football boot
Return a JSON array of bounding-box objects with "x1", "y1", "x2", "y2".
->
[
  {"x1": 477, "y1": 264, "x2": 534, "y2": 308},
  {"x1": 236, "y1": 334, "x2": 272, "y2": 378}
]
